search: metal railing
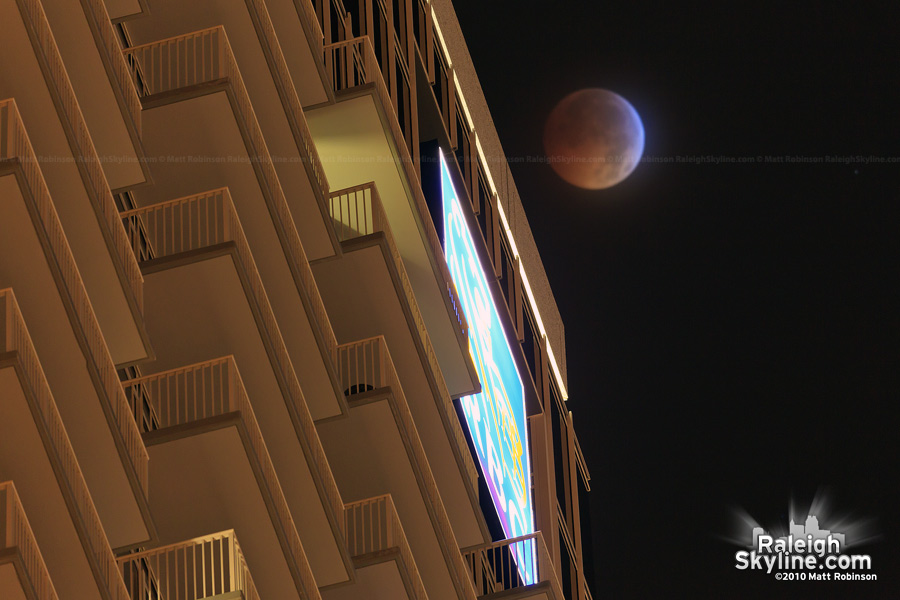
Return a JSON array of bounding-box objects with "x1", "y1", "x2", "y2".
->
[
  {"x1": 336, "y1": 337, "x2": 477, "y2": 600},
  {"x1": 0, "y1": 482, "x2": 59, "y2": 600},
  {"x1": 0, "y1": 100, "x2": 149, "y2": 496},
  {"x1": 122, "y1": 357, "x2": 246, "y2": 433},
  {"x1": 121, "y1": 188, "x2": 235, "y2": 259},
  {"x1": 121, "y1": 189, "x2": 344, "y2": 541},
  {"x1": 244, "y1": 0, "x2": 330, "y2": 194},
  {"x1": 14, "y1": 0, "x2": 145, "y2": 314},
  {"x1": 415, "y1": 0, "x2": 435, "y2": 83},
  {"x1": 122, "y1": 358, "x2": 321, "y2": 600},
  {"x1": 118, "y1": 530, "x2": 258, "y2": 600},
  {"x1": 344, "y1": 495, "x2": 427, "y2": 600},
  {"x1": 298, "y1": 0, "x2": 326, "y2": 61},
  {"x1": 122, "y1": 27, "x2": 338, "y2": 366},
  {"x1": 0, "y1": 290, "x2": 132, "y2": 600},
  {"x1": 329, "y1": 183, "x2": 478, "y2": 492},
  {"x1": 328, "y1": 182, "x2": 389, "y2": 242},
  {"x1": 324, "y1": 37, "x2": 469, "y2": 345},
  {"x1": 463, "y1": 532, "x2": 562, "y2": 599},
  {"x1": 80, "y1": 0, "x2": 142, "y2": 134}
]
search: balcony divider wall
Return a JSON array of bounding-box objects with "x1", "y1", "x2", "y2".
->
[
  {"x1": 0, "y1": 480, "x2": 58, "y2": 600},
  {"x1": 0, "y1": 98, "x2": 150, "y2": 513}
]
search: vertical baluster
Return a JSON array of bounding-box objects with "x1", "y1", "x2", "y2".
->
[
  {"x1": 215, "y1": 535, "x2": 222, "y2": 594},
  {"x1": 228, "y1": 531, "x2": 236, "y2": 591},
  {"x1": 191, "y1": 362, "x2": 198, "y2": 422}
]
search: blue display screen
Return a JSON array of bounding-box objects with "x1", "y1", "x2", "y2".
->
[{"x1": 440, "y1": 150, "x2": 536, "y2": 582}]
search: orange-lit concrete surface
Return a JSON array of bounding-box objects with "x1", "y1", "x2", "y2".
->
[
  {"x1": 0, "y1": 291, "x2": 136, "y2": 599},
  {"x1": 122, "y1": 29, "x2": 346, "y2": 423},
  {"x1": 122, "y1": 190, "x2": 352, "y2": 586},
  {"x1": 323, "y1": 495, "x2": 426, "y2": 600},
  {"x1": 0, "y1": 0, "x2": 595, "y2": 598},
  {"x1": 0, "y1": 1, "x2": 151, "y2": 366},
  {"x1": 318, "y1": 337, "x2": 477, "y2": 600},
  {"x1": 123, "y1": 357, "x2": 322, "y2": 599},
  {"x1": 313, "y1": 182, "x2": 486, "y2": 548},
  {"x1": 0, "y1": 101, "x2": 154, "y2": 551}
]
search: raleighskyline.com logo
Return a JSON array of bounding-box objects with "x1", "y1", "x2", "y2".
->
[{"x1": 735, "y1": 515, "x2": 876, "y2": 581}]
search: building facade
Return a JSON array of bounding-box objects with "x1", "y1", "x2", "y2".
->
[{"x1": 0, "y1": 0, "x2": 593, "y2": 598}]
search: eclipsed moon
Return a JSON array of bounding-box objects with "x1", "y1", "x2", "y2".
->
[{"x1": 543, "y1": 88, "x2": 645, "y2": 190}]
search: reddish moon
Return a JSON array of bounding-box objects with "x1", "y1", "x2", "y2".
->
[{"x1": 543, "y1": 88, "x2": 645, "y2": 190}]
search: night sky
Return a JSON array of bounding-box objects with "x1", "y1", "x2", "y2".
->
[{"x1": 454, "y1": 3, "x2": 899, "y2": 598}]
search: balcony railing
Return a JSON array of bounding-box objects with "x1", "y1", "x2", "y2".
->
[
  {"x1": 123, "y1": 27, "x2": 336, "y2": 363},
  {"x1": 79, "y1": 0, "x2": 142, "y2": 134},
  {"x1": 0, "y1": 100, "x2": 149, "y2": 496},
  {"x1": 299, "y1": 0, "x2": 326, "y2": 60},
  {"x1": 249, "y1": 0, "x2": 332, "y2": 195},
  {"x1": 328, "y1": 182, "x2": 391, "y2": 243},
  {"x1": 13, "y1": 0, "x2": 144, "y2": 314},
  {"x1": 345, "y1": 495, "x2": 427, "y2": 600},
  {"x1": 0, "y1": 289, "x2": 132, "y2": 600},
  {"x1": 324, "y1": 37, "x2": 469, "y2": 344},
  {"x1": 122, "y1": 358, "x2": 321, "y2": 600},
  {"x1": 326, "y1": 31, "x2": 416, "y2": 173},
  {"x1": 121, "y1": 189, "x2": 343, "y2": 545},
  {"x1": 118, "y1": 530, "x2": 258, "y2": 600},
  {"x1": 329, "y1": 183, "x2": 477, "y2": 491},
  {"x1": 121, "y1": 189, "x2": 237, "y2": 260},
  {"x1": 336, "y1": 336, "x2": 477, "y2": 600},
  {"x1": 463, "y1": 532, "x2": 563, "y2": 599},
  {"x1": 0, "y1": 482, "x2": 58, "y2": 600}
]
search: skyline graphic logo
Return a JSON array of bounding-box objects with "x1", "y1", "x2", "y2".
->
[{"x1": 733, "y1": 504, "x2": 877, "y2": 582}]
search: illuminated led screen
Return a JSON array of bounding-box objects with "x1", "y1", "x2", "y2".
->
[{"x1": 440, "y1": 150, "x2": 536, "y2": 582}]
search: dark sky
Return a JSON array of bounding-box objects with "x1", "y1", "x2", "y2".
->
[{"x1": 454, "y1": 3, "x2": 899, "y2": 598}]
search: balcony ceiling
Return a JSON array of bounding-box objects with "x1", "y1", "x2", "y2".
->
[
  {"x1": 104, "y1": 0, "x2": 145, "y2": 22},
  {"x1": 324, "y1": 561, "x2": 410, "y2": 600}
]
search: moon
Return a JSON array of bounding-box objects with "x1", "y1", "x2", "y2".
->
[{"x1": 543, "y1": 88, "x2": 645, "y2": 190}]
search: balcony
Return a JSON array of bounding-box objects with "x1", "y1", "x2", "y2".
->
[
  {"x1": 0, "y1": 482, "x2": 57, "y2": 600},
  {"x1": 307, "y1": 36, "x2": 479, "y2": 400},
  {"x1": 317, "y1": 336, "x2": 478, "y2": 600},
  {"x1": 122, "y1": 190, "x2": 352, "y2": 585},
  {"x1": 323, "y1": 495, "x2": 426, "y2": 600},
  {"x1": 0, "y1": 101, "x2": 153, "y2": 550},
  {"x1": 122, "y1": 358, "x2": 322, "y2": 600},
  {"x1": 0, "y1": 4, "x2": 151, "y2": 365},
  {"x1": 124, "y1": 0, "x2": 339, "y2": 259},
  {"x1": 123, "y1": 27, "x2": 346, "y2": 422},
  {"x1": 274, "y1": 0, "x2": 331, "y2": 106},
  {"x1": 118, "y1": 530, "x2": 259, "y2": 600},
  {"x1": 38, "y1": 0, "x2": 149, "y2": 190},
  {"x1": 463, "y1": 533, "x2": 564, "y2": 600},
  {"x1": 0, "y1": 290, "x2": 135, "y2": 600},
  {"x1": 314, "y1": 182, "x2": 488, "y2": 547}
]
